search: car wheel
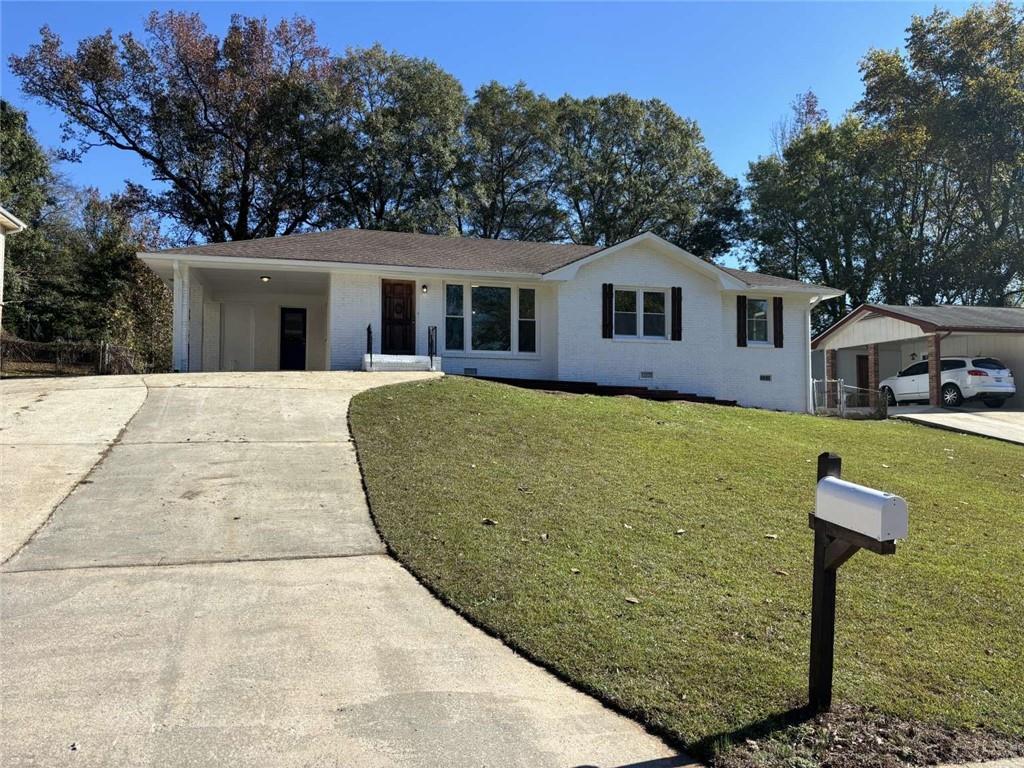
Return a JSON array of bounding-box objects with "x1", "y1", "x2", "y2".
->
[
  {"x1": 983, "y1": 398, "x2": 1005, "y2": 409},
  {"x1": 882, "y1": 387, "x2": 896, "y2": 407},
  {"x1": 941, "y1": 383, "x2": 963, "y2": 407}
]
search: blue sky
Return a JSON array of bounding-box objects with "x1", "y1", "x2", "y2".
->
[{"x1": 2, "y1": 1, "x2": 968, "y2": 197}]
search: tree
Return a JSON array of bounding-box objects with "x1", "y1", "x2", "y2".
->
[
  {"x1": 746, "y1": 2, "x2": 1024, "y2": 326},
  {"x1": 744, "y1": 116, "x2": 888, "y2": 329},
  {"x1": 457, "y1": 82, "x2": 562, "y2": 241},
  {"x1": 860, "y1": 0, "x2": 1024, "y2": 305},
  {"x1": 10, "y1": 11, "x2": 333, "y2": 243},
  {"x1": 1, "y1": 99, "x2": 74, "y2": 340},
  {"x1": 553, "y1": 94, "x2": 740, "y2": 258},
  {"x1": 320, "y1": 44, "x2": 467, "y2": 234}
]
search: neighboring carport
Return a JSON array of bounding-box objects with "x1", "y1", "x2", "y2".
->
[{"x1": 812, "y1": 304, "x2": 1024, "y2": 408}]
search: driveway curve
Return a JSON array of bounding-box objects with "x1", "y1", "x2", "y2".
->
[{"x1": 0, "y1": 372, "x2": 686, "y2": 768}]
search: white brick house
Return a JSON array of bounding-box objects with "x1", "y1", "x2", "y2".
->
[{"x1": 140, "y1": 230, "x2": 842, "y2": 412}]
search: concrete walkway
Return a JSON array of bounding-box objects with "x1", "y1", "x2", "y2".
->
[{"x1": 0, "y1": 372, "x2": 687, "y2": 768}]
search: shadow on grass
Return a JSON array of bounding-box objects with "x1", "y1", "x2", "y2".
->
[{"x1": 687, "y1": 704, "x2": 816, "y2": 761}]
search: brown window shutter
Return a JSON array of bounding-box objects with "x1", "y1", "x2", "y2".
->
[
  {"x1": 601, "y1": 283, "x2": 614, "y2": 338},
  {"x1": 736, "y1": 295, "x2": 747, "y2": 347},
  {"x1": 671, "y1": 287, "x2": 682, "y2": 340},
  {"x1": 773, "y1": 296, "x2": 784, "y2": 348}
]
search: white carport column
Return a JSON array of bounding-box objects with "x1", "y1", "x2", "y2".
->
[{"x1": 171, "y1": 261, "x2": 191, "y2": 372}]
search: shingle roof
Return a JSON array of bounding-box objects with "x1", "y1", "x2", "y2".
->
[
  {"x1": 868, "y1": 304, "x2": 1024, "y2": 331},
  {"x1": 718, "y1": 266, "x2": 835, "y2": 294},
  {"x1": 159, "y1": 228, "x2": 601, "y2": 274},
  {"x1": 154, "y1": 227, "x2": 835, "y2": 291}
]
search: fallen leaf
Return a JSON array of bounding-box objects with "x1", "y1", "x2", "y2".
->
[
  {"x1": 625, "y1": 597, "x2": 640, "y2": 605},
  {"x1": 623, "y1": 523, "x2": 633, "y2": 530},
  {"x1": 570, "y1": 568, "x2": 581, "y2": 574},
  {"x1": 764, "y1": 533, "x2": 778, "y2": 540},
  {"x1": 481, "y1": 518, "x2": 497, "y2": 526},
  {"x1": 774, "y1": 569, "x2": 790, "y2": 576},
  {"x1": 539, "y1": 533, "x2": 549, "y2": 541},
  {"x1": 675, "y1": 529, "x2": 686, "y2": 535}
]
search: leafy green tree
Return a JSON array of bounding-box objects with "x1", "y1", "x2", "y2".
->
[
  {"x1": 321, "y1": 44, "x2": 467, "y2": 234},
  {"x1": 745, "y1": 115, "x2": 887, "y2": 328},
  {"x1": 457, "y1": 82, "x2": 562, "y2": 241},
  {"x1": 10, "y1": 12, "x2": 332, "y2": 242},
  {"x1": 553, "y1": 94, "x2": 740, "y2": 258},
  {"x1": 860, "y1": 0, "x2": 1024, "y2": 305},
  {"x1": 1, "y1": 99, "x2": 75, "y2": 340}
]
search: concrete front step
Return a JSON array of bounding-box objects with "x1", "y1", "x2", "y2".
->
[{"x1": 362, "y1": 354, "x2": 442, "y2": 373}]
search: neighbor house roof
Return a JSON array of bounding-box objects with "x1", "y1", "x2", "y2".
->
[
  {"x1": 0, "y1": 205, "x2": 27, "y2": 233},
  {"x1": 150, "y1": 227, "x2": 838, "y2": 293},
  {"x1": 813, "y1": 303, "x2": 1024, "y2": 348}
]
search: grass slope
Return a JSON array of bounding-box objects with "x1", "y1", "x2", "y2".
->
[{"x1": 350, "y1": 377, "x2": 1023, "y2": 761}]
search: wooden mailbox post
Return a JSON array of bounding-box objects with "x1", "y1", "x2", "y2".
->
[{"x1": 808, "y1": 452, "x2": 908, "y2": 713}]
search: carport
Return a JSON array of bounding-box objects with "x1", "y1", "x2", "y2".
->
[{"x1": 812, "y1": 304, "x2": 1024, "y2": 408}]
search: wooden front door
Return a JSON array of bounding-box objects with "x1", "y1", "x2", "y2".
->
[
  {"x1": 279, "y1": 307, "x2": 307, "y2": 370},
  {"x1": 381, "y1": 280, "x2": 416, "y2": 354},
  {"x1": 856, "y1": 354, "x2": 869, "y2": 391}
]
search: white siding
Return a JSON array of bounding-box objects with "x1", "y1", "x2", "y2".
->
[
  {"x1": 819, "y1": 314, "x2": 924, "y2": 349},
  {"x1": 202, "y1": 301, "x2": 220, "y2": 371},
  {"x1": 187, "y1": 270, "x2": 205, "y2": 372},
  {"x1": 554, "y1": 242, "x2": 812, "y2": 411},
  {"x1": 217, "y1": 292, "x2": 327, "y2": 371}
]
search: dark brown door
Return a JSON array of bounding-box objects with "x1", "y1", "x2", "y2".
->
[
  {"x1": 856, "y1": 354, "x2": 869, "y2": 390},
  {"x1": 381, "y1": 280, "x2": 416, "y2": 354},
  {"x1": 279, "y1": 307, "x2": 307, "y2": 370}
]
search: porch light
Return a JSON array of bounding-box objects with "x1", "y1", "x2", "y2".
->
[
  {"x1": 421, "y1": 284, "x2": 428, "y2": 294},
  {"x1": 259, "y1": 275, "x2": 271, "y2": 283}
]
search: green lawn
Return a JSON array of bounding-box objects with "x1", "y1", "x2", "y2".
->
[{"x1": 349, "y1": 377, "x2": 1024, "y2": 763}]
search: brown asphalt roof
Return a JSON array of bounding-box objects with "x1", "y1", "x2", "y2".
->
[
  {"x1": 159, "y1": 228, "x2": 601, "y2": 274},
  {"x1": 155, "y1": 227, "x2": 837, "y2": 291},
  {"x1": 866, "y1": 304, "x2": 1024, "y2": 332}
]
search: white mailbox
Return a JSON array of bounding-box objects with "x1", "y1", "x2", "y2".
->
[{"x1": 815, "y1": 476, "x2": 908, "y2": 542}]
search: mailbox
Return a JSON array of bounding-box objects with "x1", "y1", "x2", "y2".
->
[{"x1": 815, "y1": 476, "x2": 908, "y2": 543}]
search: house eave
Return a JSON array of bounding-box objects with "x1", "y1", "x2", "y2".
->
[{"x1": 138, "y1": 251, "x2": 543, "y2": 282}]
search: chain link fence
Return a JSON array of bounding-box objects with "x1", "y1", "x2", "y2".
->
[{"x1": 812, "y1": 378, "x2": 888, "y2": 419}]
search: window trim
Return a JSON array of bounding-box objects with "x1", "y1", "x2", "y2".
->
[
  {"x1": 612, "y1": 286, "x2": 669, "y2": 341},
  {"x1": 745, "y1": 297, "x2": 771, "y2": 345},
  {"x1": 442, "y1": 281, "x2": 541, "y2": 358}
]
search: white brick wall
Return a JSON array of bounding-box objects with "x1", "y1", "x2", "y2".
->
[
  {"x1": 312, "y1": 244, "x2": 815, "y2": 411},
  {"x1": 554, "y1": 242, "x2": 812, "y2": 411},
  {"x1": 328, "y1": 272, "x2": 380, "y2": 370}
]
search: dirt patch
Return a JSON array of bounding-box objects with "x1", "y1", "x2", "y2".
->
[{"x1": 712, "y1": 704, "x2": 1024, "y2": 768}]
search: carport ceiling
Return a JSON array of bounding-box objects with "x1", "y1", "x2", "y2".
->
[{"x1": 197, "y1": 267, "x2": 330, "y2": 296}]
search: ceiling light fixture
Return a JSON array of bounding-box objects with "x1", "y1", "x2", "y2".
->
[
  {"x1": 421, "y1": 284, "x2": 428, "y2": 294},
  {"x1": 259, "y1": 275, "x2": 271, "y2": 283}
]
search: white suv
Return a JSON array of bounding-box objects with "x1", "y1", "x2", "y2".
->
[{"x1": 880, "y1": 357, "x2": 1016, "y2": 408}]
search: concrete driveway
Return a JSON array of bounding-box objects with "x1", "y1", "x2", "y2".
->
[
  {"x1": 0, "y1": 372, "x2": 687, "y2": 768},
  {"x1": 890, "y1": 403, "x2": 1024, "y2": 446}
]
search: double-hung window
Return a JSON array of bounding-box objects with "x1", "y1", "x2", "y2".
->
[
  {"x1": 518, "y1": 289, "x2": 536, "y2": 353},
  {"x1": 614, "y1": 288, "x2": 667, "y2": 339},
  {"x1": 746, "y1": 298, "x2": 769, "y2": 343},
  {"x1": 445, "y1": 284, "x2": 465, "y2": 350},
  {"x1": 445, "y1": 283, "x2": 538, "y2": 354}
]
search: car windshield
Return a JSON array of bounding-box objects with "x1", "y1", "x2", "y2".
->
[{"x1": 972, "y1": 358, "x2": 1006, "y2": 370}]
